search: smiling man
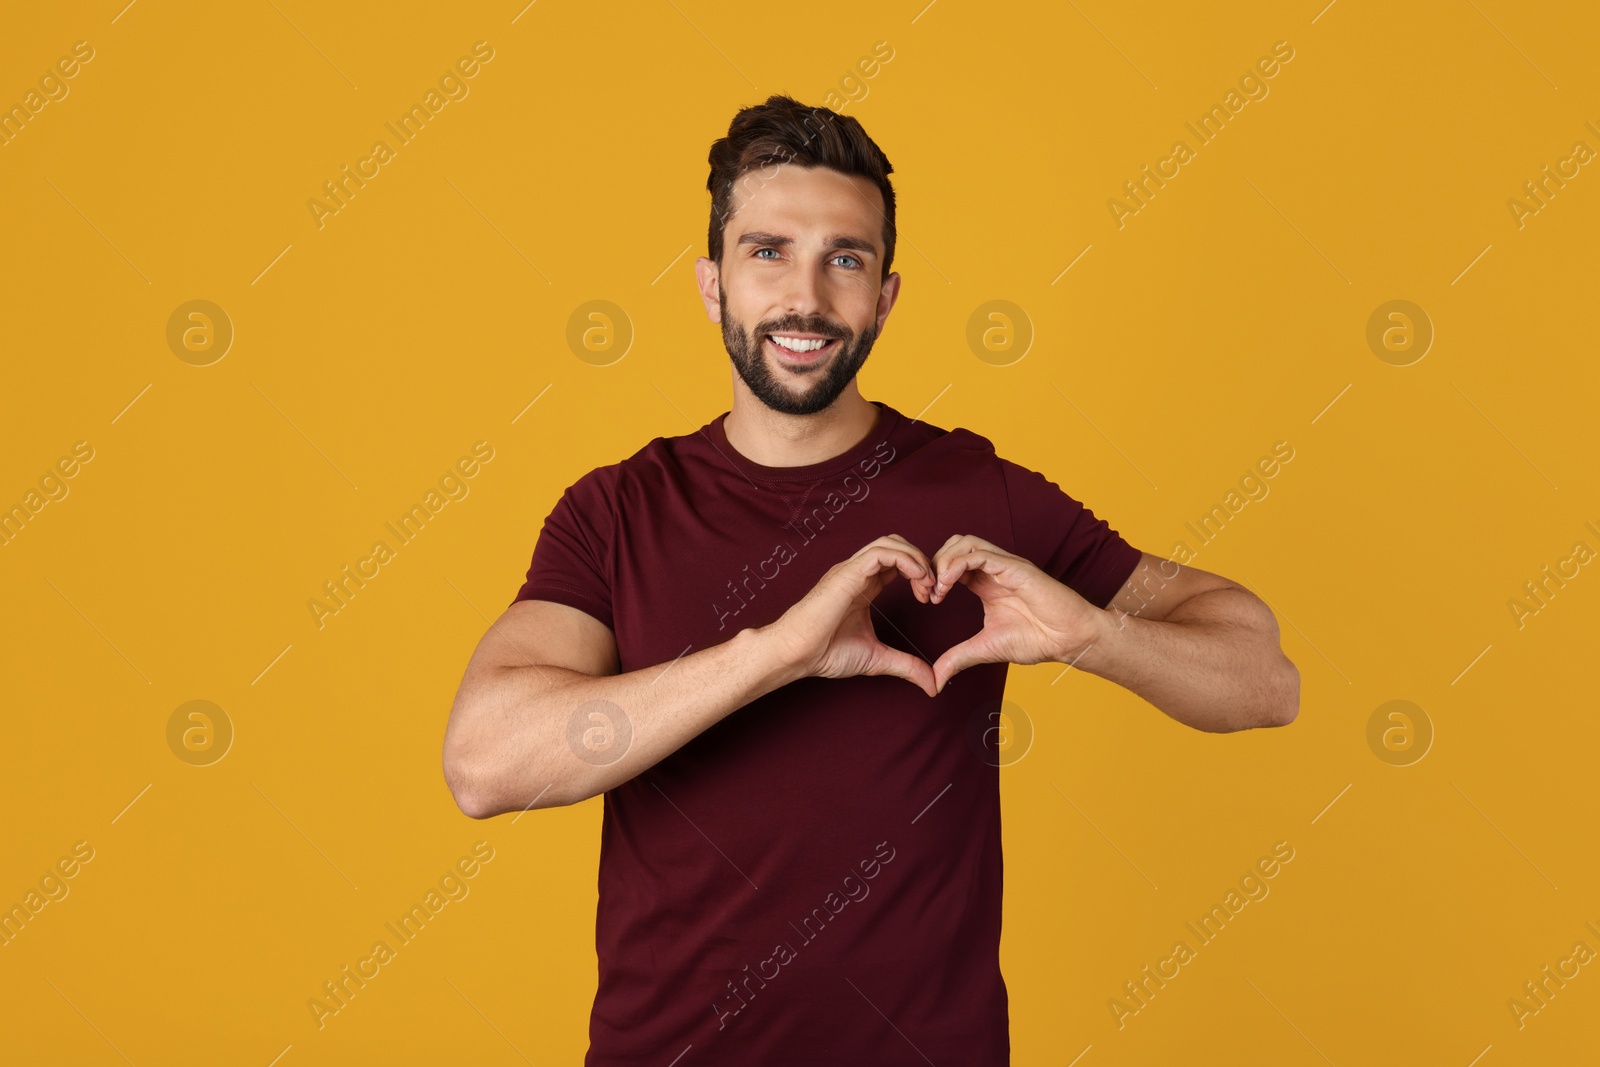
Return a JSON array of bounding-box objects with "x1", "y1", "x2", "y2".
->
[{"x1": 442, "y1": 95, "x2": 1299, "y2": 1065}]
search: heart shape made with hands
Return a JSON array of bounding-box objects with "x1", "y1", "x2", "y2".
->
[{"x1": 898, "y1": 533, "x2": 1109, "y2": 695}]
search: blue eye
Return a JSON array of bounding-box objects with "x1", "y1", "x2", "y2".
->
[{"x1": 752, "y1": 248, "x2": 861, "y2": 268}]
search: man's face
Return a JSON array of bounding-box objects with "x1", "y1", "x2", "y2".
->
[{"x1": 703, "y1": 164, "x2": 899, "y2": 416}]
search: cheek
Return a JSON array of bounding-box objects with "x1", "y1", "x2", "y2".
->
[
  {"x1": 727, "y1": 277, "x2": 786, "y2": 326},
  {"x1": 722, "y1": 289, "x2": 759, "y2": 325},
  {"x1": 832, "y1": 282, "x2": 883, "y2": 329}
]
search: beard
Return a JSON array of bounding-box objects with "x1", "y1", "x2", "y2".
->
[{"x1": 719, "y1": 284, "x2": 880, "y2": 416}]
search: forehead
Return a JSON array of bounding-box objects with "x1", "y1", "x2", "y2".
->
[{"x1": 725, "y1": 163, "x2": 885, "y2": 244}]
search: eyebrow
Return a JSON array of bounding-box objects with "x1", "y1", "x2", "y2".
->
[{"x1": 736, "y1": 231, "x2": 879, "y2": 258}]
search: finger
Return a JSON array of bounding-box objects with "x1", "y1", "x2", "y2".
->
[
  {"x1": 879, "y1": 534, "x2": 935, "y2": 601},
  {"x1": 931, "y1": 547, "x2": 1026, "y2": 603},
  {"x1": 927, "y1": 535, "x2": 968, "y2": 596},
  {"x1": 854, "y1": 536, "x2": 934, "y2": 602},
  {"x1": 851, "y1": 541, "x2": 927, "y2": 577},
  {"x1": 930, "y1": 537, "x2": 1007, "y2": 598},
  {"x1": 931, "y1": 549, "x2": 992, "y2": 603},
  {"x1": 875, "y1": 533, "x2": 930, "y2": 564},
  {"x1": 932, "y1": 534, "x2": 1001, "y2": 564},
  {"x1": 847, "y1": 544, "x2": 931, "y2": 603},
  {"x1": 858, "y1": 535, "x2": 928, "y2": 570}
]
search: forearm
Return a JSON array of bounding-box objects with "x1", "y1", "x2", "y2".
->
[
  {"x1": 449, "y1": 627, "x2": 801, "y2": 816},
  {"x1": 1068, "y1": 587, "x2": 1299, "y2": 733}
]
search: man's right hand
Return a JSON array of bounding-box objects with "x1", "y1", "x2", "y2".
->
[{"x1": 759, "y1": 535, "x2": 939, "y2": 698}]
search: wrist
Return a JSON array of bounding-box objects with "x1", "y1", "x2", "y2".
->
[
  {"x1": 738, "y1": 624, "x2": 809, "y2": 692},
  {"x1": 1057, "y1": 605, "x2": 1123, "y2": 672}
]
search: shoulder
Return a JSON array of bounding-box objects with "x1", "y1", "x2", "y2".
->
[
  {"x1": 567, "y1": 428, "x2": 677, "y2": 494},
  {"x1": 540, "y1": 457, "x2": 627, "y2": 541},
  {"x1": 557, "y1": 457, "x2": 625, "y2": 502},
  {"x1": 927, "y1": 424, "x2": 997, "y2": 456},
  {"x1": 890, "y1": 410, "x2": 1001, "y2": 465},
  {"x1": 559, "y1": 428, "x2": 707, "y2": 523}
]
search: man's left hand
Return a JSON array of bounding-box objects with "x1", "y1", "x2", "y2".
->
[{"x1": 926, "y1": 534, "x2": 1108, "y2": 694}]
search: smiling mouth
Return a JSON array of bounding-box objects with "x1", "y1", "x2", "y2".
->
[{"x1": 765, "y1": 335, "x2": 842, "y2": 365}]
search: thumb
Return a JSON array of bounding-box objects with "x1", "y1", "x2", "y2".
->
[
  {"x1": 865, "y1": 643, "x2": 938, "y2": 698},
  {"x1": 932, "y1": 638, "x2": 988, "y2": 695}
]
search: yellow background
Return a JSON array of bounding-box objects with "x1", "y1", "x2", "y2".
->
[{"x1": 3, "y1": 0, "x2": 1597, "y2": 1063}]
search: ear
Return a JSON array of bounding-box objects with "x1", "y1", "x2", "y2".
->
[
  {"x1": 694, "y1": 257, "x2": 722, "y2": 323},
  {"x1": 874, "y1": 270, "x2": 901, "y2": 335}
]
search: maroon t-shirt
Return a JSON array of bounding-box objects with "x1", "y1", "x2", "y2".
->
[{"x1": 511, "y1": 400, "x2": 1142, "y2": 1065}]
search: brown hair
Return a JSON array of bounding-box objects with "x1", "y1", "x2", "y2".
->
[{"x1": 706, "y1": 94, "x2": 896, "y2": 282}]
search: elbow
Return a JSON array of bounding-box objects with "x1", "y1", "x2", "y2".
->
[
  {"x1": 442, "y1": 732, "x2": 515, "y2": 820},
  {"x1": 1211, "y1": 657, "x2": 1299, "y2": 734},
  {"x1": 442, "y1": 746, "x2": 574, "y2": 819},
  {"x1": 441, "y1": 693, "x2": 587, "y2": 817},
  {"x1": 443, "y1": 751, "x2": 496, "y2": 820},
  {"x1": 453, "y1": 786, "x2": 497, "y2": 821},
  {"x1": 1251, "y1": 608, "x2": 1299, "y2": 729},
  {"x1": 456, "y1": 794, "x2": 496, "y2": 821},
  {"x1": 1262, "y1": 657, "x2": 1300, "y2": 729}
]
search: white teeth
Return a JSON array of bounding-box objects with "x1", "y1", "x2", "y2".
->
[{"x1": 770, "y1": 335, "x2": 830, "y2": 353}]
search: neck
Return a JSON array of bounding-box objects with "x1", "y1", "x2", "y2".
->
[{"x1": 723, "y1": 387, "x2": 878, "y2": 468}]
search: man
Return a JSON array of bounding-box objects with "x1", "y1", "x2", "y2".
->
[{"x1": 442, "y1": 95, "x2": 1299, "y2": 1065}]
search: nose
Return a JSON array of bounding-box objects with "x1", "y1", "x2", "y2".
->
[{"x1": 779, "y1": 258, "x2": 829, "y2": 324}]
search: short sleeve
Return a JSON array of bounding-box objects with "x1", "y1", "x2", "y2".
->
[
  {"x1": 510, "y1": 467, "x2": 616, "y2": 631},
  {"x1": 1000, "y1": 459, "x2": 1142, "y2": 609}
]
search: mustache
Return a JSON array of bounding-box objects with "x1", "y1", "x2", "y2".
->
[{"x1": 758, "y1": 323, "x2": 849, "y2": 340}]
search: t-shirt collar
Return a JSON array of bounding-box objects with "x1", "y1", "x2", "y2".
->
[{"x1": 705, "y1": 401, "x2": 900, "y2": 482}]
